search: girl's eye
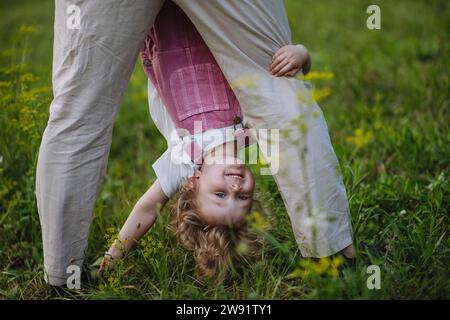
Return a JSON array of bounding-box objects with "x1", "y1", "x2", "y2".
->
[
  {"x1": 215, "y1": 192, "x2": 226, "y2": 198},
  {"x1": 239, "y1": 195, "x2": 250, "y2": 200}
]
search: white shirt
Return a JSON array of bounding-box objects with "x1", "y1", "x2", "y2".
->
[{"x1": 147, "y1": 80, "x2": 256, "y2": 198}]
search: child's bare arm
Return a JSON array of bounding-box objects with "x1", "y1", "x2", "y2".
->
[
  {"x1": 99, "y1": 180, "x2": 168, "y2": 273},
  {"x1": 270, "y1": 44, "x2": 311, "y2": 77}
]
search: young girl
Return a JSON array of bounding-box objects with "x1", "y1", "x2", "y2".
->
[{"x1": 98, "y1": 0, "x2": 312, "y2": 278}]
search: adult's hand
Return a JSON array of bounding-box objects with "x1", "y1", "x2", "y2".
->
[{"x1": 270, "y1": 44, "x2": 311, "y2": 77}]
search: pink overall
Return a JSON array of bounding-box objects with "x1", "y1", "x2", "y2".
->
[{"x1": 141, "y1": 0, "x2": 244, "y2": 136}]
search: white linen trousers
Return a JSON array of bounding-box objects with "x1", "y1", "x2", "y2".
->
[{"x1": 36, "y1": 0, "x2": 353, "y2": 286}]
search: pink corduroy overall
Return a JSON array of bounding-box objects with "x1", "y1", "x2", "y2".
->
[{"x1": 141, "y1": 0, "x2": 245, "y2": 141}]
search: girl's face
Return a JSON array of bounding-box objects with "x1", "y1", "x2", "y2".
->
[{"x1": 193, "y1": 160, "x2": 255, "y2": 227}]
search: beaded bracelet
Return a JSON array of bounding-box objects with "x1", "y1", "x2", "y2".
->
[{"x1": 104, "y1": 252, "x2": 114, "y2": 260}]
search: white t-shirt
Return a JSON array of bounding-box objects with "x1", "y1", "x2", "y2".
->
[{"x1": 152, "y1": 124, "x2": 254, "y2": 198}]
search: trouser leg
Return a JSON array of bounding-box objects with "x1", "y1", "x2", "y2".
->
[
  {"x1": 174, "y1": 0, "x2": 353, "y2": 257},
  {"x1": 36, "y1": 0, "x2": 165, "y2": 286}
]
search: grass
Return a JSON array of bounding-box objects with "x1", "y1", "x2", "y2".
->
[{"x1": 0, "y1": 0, "x2": 449, "y2": 299}]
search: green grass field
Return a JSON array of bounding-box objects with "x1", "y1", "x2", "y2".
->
[{"x1": 0, "y1": 0, "x2": 449, "y2": 299}]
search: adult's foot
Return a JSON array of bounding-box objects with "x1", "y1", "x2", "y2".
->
[{"x1": 340, "y1": 244, "x2": 355, "y2": 259}]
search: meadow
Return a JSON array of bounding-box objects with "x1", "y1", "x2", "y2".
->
[{"x1": 0, "y1": 0, "x2": 449, "y2": 299}]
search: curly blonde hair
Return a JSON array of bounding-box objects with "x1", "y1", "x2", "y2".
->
[{"x1": 170, "y1": 176, "x2": 259, "y2": 280}]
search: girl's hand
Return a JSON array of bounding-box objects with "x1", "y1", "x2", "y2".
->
[
  {"x1": 270, "y1": 44, "x2": 311, "y2": 77},
  {"x1": 98, "y1": 253, "x2": 115, "y2": 276},
  {"x1": 97, "y1": 241, "x2": 125, "y2": 276},
  {"x1": 97, "y1": 180, "x2": 168, "y2": 277}
]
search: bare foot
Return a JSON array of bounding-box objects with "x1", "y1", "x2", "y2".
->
[{"x1": 341, "y1": 244, "x2": 355, "y2": 259}]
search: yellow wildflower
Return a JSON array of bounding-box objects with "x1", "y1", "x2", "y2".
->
[
  {"x1": 245, "y1": 211, "x2": 270, "y2": 232},
  {"x1": 230, "y1": 74, "x2": 260, "y2": 91},
  {"x1": 346, "y1": 128, "x2": 374, "y2": 148},
  {"x1": 311, "y1": 87, "x2": 331, "y2": 103},
  {"x1": 19, "y1": 25, "x2": 37, "y2": 34},
  {"x1": 303, "y1": 71, "x2": 335, "y2": 80}
]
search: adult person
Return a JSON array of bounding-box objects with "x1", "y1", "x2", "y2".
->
[{"x1": 36, "y1": 0, "x2": 354, "y2": 287}]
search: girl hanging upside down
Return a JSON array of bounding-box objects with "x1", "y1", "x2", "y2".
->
[{"x1": 98, "y1": 0, "x2": 315, "y2": 279}]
